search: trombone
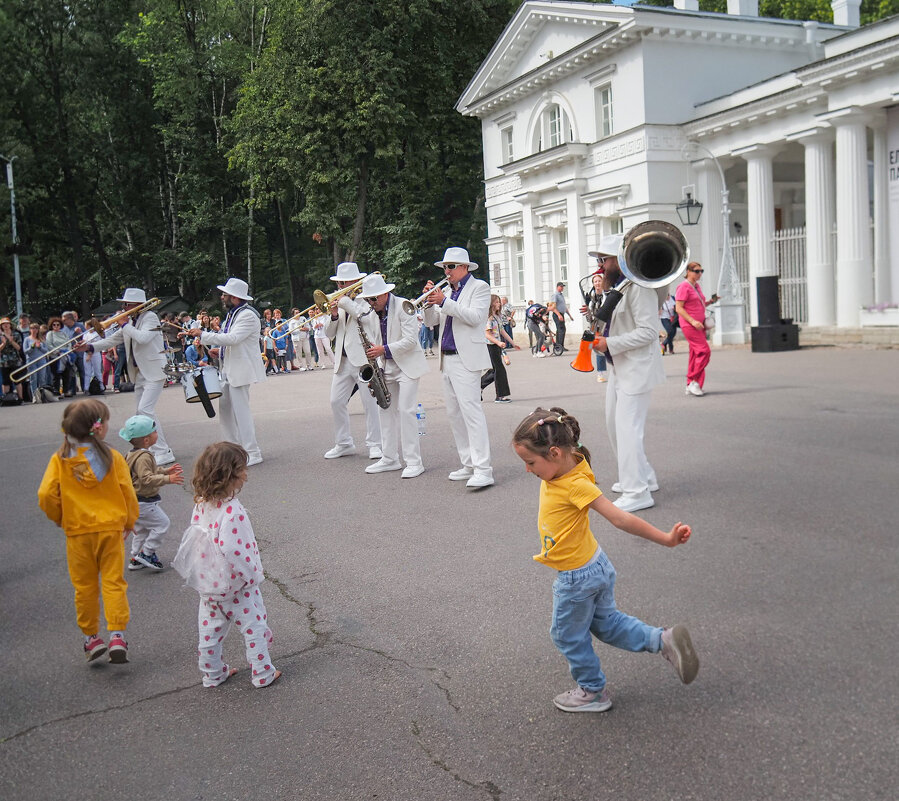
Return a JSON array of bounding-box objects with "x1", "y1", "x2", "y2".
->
[
  {"x1": 11, "y1": 297, "x2": 161, "y2": 383},
  {"x1": 270, "y1": 274, "x2": 379, "y2": 332},
  {"x1": 401, "y1": 277, "x2": 451, "y2": 315}
]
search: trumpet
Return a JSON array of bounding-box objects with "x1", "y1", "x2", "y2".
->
[
  {"x1": 11, "y1": 297, "x2": 161, "y2": 383},
  {"x1": 401, "y1": 277, "x2": 451, "y2": 315}
]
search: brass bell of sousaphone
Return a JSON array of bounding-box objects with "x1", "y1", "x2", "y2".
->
[{"x1": 595, "y1": 220, "x2": 689, "y2": 324}]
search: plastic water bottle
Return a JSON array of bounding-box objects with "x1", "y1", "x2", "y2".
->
[{"x1": 416, "y1": 403, "x2": 427, "y2": 436}]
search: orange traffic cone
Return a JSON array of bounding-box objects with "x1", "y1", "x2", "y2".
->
[{"x1": 570, "y1": 331, "x2": 596, "y2": 372}]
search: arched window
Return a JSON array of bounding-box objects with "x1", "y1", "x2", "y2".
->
[{"x1": 533, "y1": 103, "x2": 574, "y2": 153}]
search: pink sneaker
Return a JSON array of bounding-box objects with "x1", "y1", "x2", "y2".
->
[
  {"x1": 83, "y1": 635, "x2": 107, "y2": 662},
  {"x1": 553, "y1": 686, "x2": 612, "y2": 713},
  {"x1": 661, "y1": 625, "x2": 699, "y2": 684},
  {"x1": 108, "y1": 634, "x2": 129, "y2": 664}
]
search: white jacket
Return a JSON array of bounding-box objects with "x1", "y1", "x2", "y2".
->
[
  {"x1": 605, "y1": 283, "x2": 665, "y2": 395},
  {"x1": 325, "y1": 296, "x2": 371, "y2": 371},
  {"x1": 370, "y1": 294, "x2": 429, "y2": 380},
  {"x1": 423, "y1": 274, "x2": 491, "y2": 373},
  {"x1": 200, "y1": 304, "x2": 266, "y2": 388},
  {"x1": 95, "y1": 310, "x2": 166, "y2": 383}
]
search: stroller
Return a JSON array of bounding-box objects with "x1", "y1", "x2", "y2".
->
[{"x1": 539, "y1": 318, "x2": 565, "y2": 356}]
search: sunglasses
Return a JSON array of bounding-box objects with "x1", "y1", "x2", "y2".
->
[{"x1": 690, "y1": 269, "x2": 704, "y2": 274}]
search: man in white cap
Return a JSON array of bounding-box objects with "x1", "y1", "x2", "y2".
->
[
  {"x1": 183, "y1": 278, "x2": 266, "y2": 465},
  {"x1": 88, "y1": 288, "x2": 175, "y2": 464},
  {"x1": 423, "y1": 246, "x2": 494, "y2": 489},
  {"x1": 322, "y1": 262, "x2": 382, "y2": 460},
  {"x1": 588, "y1": 234, "x2": 665, "y2": 512},
  {"x1": 356, "y1": 273, "x2": 429, "y2": 478}
]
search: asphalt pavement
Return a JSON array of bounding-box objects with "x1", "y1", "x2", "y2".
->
[{"x1": 1, "y1": 343, "x2": 897, "y2": 801}]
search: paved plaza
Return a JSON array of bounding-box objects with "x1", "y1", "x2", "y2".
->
[{"x1": 1, "y1": 343, "x2": 896, "y2": 801}]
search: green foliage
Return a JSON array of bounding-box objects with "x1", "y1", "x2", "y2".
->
[{"x1": 636, "y1": 0, "x2": 899, "y2": 23}]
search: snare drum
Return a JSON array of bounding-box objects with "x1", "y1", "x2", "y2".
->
[{"x1": 182, "y1": 366, "x2": 222, "y2": 403}]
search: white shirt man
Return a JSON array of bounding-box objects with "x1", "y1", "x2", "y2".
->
[
  {"x1": 322, "y1": 262, "x2": 382, "y2": 460},
  {"x1": 589, "y1": 235, "x2": 665, "y2": 512},
  {"x1": 423, "y1": 246, "x2": 494, "y2": 489},
  {"x1": 355, "y1": 274, "x2": 429, "y2": 479},
  {"x1": 91, "y1": 288, "x2": 175, "y2": 465},
  {"x1": 185, "y1": 278, "x2": 266, "y2": 465},
  {"x1": 289, "y1": 311, "x2": 314, "y2": 371}
]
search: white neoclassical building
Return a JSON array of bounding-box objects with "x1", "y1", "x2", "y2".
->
[{"x1": 457, "y1": 0, "x2": 899, "y2": 340}]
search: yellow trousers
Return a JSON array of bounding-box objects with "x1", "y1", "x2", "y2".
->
[{"x1": 65, "y1": 529, "x2": 130, "y2": 635}]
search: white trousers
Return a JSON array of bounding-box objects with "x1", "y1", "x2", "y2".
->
[
  {"x1": 329, "y1": 358, "x2": 381, "y2": 449},
  {"x1": 378, "y1": 362, "x2": 422, "y2": 468},
  {"x1": 442, "y1": 355, "x2": 492, "y2": 477},
  {"x1": 197, "y1": 585, "x2": 276, "y2": 688},
  {"x1": 292, "y1": 337, "x2": 313, "y2": 369},
  {"x1": 132, "y1": 500, "x2": 170, "y2": 557},
  {"x1": 134, "y1": 377, "x2": 174, "y2": 463},
  {"x1": 604, "y1": 368, "x2": 657, "y2": 497},
  {"x1": 218, "y1": 381, "x2": 261, "y2": 461},
  {"x1": 83, "y1": 351, "x2": 103, "y2": 385},
  {"x1": 315, "y1": 336, "x2": 335, "y2": 367}
]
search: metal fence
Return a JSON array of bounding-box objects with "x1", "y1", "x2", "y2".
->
[{"x1": 731, "y1": 227, "x2": 808, "y2": 324}]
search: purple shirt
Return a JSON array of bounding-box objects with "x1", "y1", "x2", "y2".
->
[
  {"x1": 377, "y1": 296, "x2": 392, "y2": 360},
  {"x1": 440, "y1": 273, "x2": 471, "y2": 352}
]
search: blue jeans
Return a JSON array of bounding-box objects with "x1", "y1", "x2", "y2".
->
[{"x1": 550, "y1": 550, "x2": 661, "y2": 692}]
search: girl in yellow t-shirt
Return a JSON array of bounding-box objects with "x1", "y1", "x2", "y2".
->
[
  {"x1": 512, "y1": 407, "x2": 698, "y2": 713},
  {"x1": 38, "y1": 399, "x2": 139, "y2": 664}
]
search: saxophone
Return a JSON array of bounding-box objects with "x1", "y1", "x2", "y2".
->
[{"x1": 356, "y1": 308, "x2": 391, "y2": 409}]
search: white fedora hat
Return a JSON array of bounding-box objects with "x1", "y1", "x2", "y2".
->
[
  {"x1": 330, "y1": 262, "x2": 368, "y2": 282},
  {"x1": 588, "y1": 234, "x2": 623, "y2": 259},
  {"x1": 216, "y1": 277, "x2": 253, "y2": 300},
  {"x1": 359, "y1": 273, "x2": 396, "y2": 298},
  {"x1": 118, "y1": 287, "x2": 148, "y2": 304},
  {"x1": 435, "y1": 246, "x2": 478, "y2": 270}
]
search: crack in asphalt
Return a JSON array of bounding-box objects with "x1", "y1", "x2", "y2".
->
[{"x1": 410, "y1": 720, "x2": 503, "y2": 800}]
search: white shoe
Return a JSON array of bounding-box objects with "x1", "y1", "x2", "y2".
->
[
  {"x1": 365, "y1": 458, "x2": 402, "y2": 474},
  {"x1": 686, "y1": 381, "x2": 705, "y2": 397},
  {"x1": 596, "y1": 373, "x2": 607, "y2": 383},
  {"x1": 324, "y1": 444, "x2": 357, "y2": 459},
  {"x1": 156, "y1": 451, "x2": 177, "y2": 467},
  {"x1": 401, "y1": 465, "x2": 425, "y2": 479},
  {"x1": 247, "y1": 455, "x2": 264, "y2": 467},
  {"x1": 535, "y1": 352, "x2": 547, "y2": 358},
  {"x1": 613, "y1": 493, "x2": 655, "y2": 513},
  {"x1": 466, "y1": 473, "x2": 495, "y2": 489},
  {"x1": 611, "y1": 481, "x2": 658, "y2": 494},
  {"x1": 368, "y1": 446, "x2": 383, "y2": 460},
  {"x1": 448, "y1": 467, "x2": 474, "y2": 481}
]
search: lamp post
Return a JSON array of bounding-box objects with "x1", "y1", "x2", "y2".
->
[
  {"x1": 683, "y1": 142, "x2": 746, "y2": 345},
  {"x1": 0, "y1": 153, "x2": 23, "y2": 320}
]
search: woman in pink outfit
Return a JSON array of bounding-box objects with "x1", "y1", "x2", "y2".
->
[{"x1": 674, "y1": 262, "x2": 718, "y2": 397}]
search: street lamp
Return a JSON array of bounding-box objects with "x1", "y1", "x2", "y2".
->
[
  {"x1": 0, "y1": 153, "x2": 23, "y2": 319},
  {"x1": 676, "y1": 191, "x2": 703, "y2": 226},
  {"x1": 682, "y1": 141, "x2": 745, "y2": 345}
]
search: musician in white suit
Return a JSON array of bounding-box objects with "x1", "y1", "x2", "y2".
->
[
  {"x1": 423, "y1": 247, "x2": 494, "y2": 489},
  {"x1": 184, "y1": 278, "x2": 266, "y2": 466},
  {"x1": 590, "y1": 235, "x2": 665, "y2": 513},
  {"x1": 355, "y1": 273, "x2": 429, "y2": 479},
  {"x1": 323, "y1": 262, "x2": 382, "y2": 461},
  {"x1": 89, "y1": 288, "x2": 175, "y2": 465}
]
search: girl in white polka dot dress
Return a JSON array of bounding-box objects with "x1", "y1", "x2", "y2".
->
[{"x1": 189, "y1": 442, "x2": 280, "y2": 688}]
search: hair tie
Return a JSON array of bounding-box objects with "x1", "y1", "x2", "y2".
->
[{"x1": 89, "y1": 418, "x2": 103, "y2": 436}]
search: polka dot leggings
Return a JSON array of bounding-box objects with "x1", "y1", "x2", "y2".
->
[{"x1": 198, "y1": 586, "x2": 276, "y2": 688}]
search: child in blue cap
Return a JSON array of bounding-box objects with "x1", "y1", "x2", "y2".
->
[{"x1": 120, "y1": 415, "x2": 183, "y2": 571}]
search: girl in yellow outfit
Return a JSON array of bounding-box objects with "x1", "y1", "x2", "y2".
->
[
  {"x1": 38, "y1": 399, "x2": 139, "y2": 663},
  {"x1": 512, "y1": 407, "x2": 698, "y2": 713}
]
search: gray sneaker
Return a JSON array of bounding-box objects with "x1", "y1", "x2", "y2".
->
[
  {"x1": 553, "y1": 686, "x2": 612, "y2": 713},
  {"x1": 661, "y1": 625, "x2": 699, "y2": 684}
]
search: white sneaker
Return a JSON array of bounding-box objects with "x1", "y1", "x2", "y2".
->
[
  {"x1": 535, "y1": 352, "x2": 547, "y2": 358},
  {"x1": 466, "y1": 473, "x2": 495, "y2": 489},
  {"x1": 611, "y1": 481, "x2": 658, "y2": 494},
  {"x1": 613, "y1": 493, "x2": 655, "y2": 513},
  {"x1": 596, "y1": 373, "x2": 607, "y2": 383},
  {"x1": 247, "y1": 455, "x2": 264, "y2": 467},
  {"x1": 401, "y1": 465, "x2": 425, "y2": 479},
  {"x1": 448, "y1": 467, "x2": 474, "y2": 481},
  {"x1": 368, "y1": 446, "x2": 383, "y2": 460},
  {"x1": 156, "y1": 451, "x2": 177, "y2": 467},
  {"x1": 686, "y1": 381, "x2": 705, "y2": 397},
  {"x1": 661, "y1": 625, "x2": 700, "y2": 684},
  {"x1": 324, "y1": 444, "x2": 356, "y2": 459},
  {"x1": 365, "y1": 458, "x2": 402, "y2": 474}
]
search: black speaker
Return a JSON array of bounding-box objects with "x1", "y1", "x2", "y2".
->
[
  {"x1": 756, "y1": 276, "x2": 781, "y2": 326},
  {"x1": 751, "y1": 323, "x2": 799, "y2": 352}
]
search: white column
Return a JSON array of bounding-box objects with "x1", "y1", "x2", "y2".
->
[
  {"x1": 693, "y1": 158, "x2": 722, "y2": 293},
  {"x1": 561, "y1": 180, "x2": 587, "y2": 333},
  {"x1": 829, "y1": 110, "x2": 872, "y2": 326},
  {"x1": 536, "y1": 226, "x2": 552, "y2": 301},
  {"x1": 737, "y1": 144, "x2": 776, "y2": 326},
  {"x1": 798, "y1": 129, "x2": 836, "y2": 326},
  {"x1": 871, "y1": 114, "x2": 890, "y2": 304},
  {"x1": 516, "y1": 192, "x2": 542, "y2": 304}
]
